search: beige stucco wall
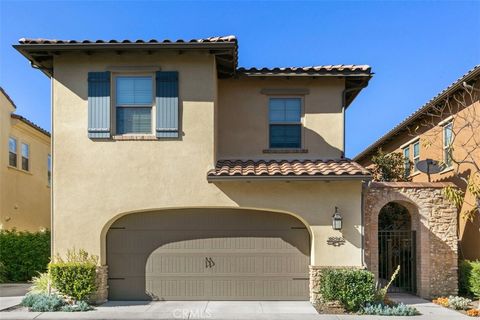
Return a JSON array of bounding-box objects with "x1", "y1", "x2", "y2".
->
[
  {"x1": 52, "y1": 52, "x2": 363, "y2": 267},
  {"x1": 218, "y1": 77, "x2": 345, "y2": 159},
  {"x1": 0, "y1": 92, "x2": 51, "y2": 231}
]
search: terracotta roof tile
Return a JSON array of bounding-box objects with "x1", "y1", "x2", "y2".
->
[
  {"x1": 208, "y1": 159, "x2": 371, "y2": 180},
  {"x1": 237, "y1": 65, "x2": 371, "y2": 74},
  {"x1": 18, "y1": 36, "x2": 237, "y2": 45},
  {"x1": 11, "y1": 114, "x2": 50, "y2": 137}
]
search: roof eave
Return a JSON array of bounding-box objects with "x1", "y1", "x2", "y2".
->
[{"x1": 207, "y1": 174, "x2": 372, "y2": 182}]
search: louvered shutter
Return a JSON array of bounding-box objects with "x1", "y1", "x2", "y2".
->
[
  {"x1": 87, "y1": 71, "x2": 111, "y2": 138},
  {"x1": 155, "y1": 71, "x2": 179, "y2": 138}
]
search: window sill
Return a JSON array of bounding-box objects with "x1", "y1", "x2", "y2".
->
[
  {"x1": 112, "y1": 135, "x2": 157, "y2": 141},
  {"x1": 439, "y1": 166, "x2": 455, "y2": 175},
  {"x1": 7, "y1": 165, "x2": 32, "y2": 175},
  {"x1": 409, "y1": 171, "x2": 421, "y2": 178},
  {"x1": 263, "y1": 148, "x2": 308, "y2": 154}
]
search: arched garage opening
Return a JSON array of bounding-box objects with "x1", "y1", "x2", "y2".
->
[{"x1": 106, "y1": 208, "x2": 310, "y2": 300}]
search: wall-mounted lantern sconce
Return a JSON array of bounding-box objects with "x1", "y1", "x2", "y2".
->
[{"x1": 332, "y1": 207, "x2": 343, "y2": 230}]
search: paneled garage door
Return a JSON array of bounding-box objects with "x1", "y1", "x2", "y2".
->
[{"x1": 107, "y1": 209, "x2": 310, "y2": 300}]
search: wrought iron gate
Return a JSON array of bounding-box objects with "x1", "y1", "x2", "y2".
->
[{"x1": 378, "y1": 230, "x2": 416, "y2": 293}]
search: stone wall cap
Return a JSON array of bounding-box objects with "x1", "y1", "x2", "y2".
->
[{"x1": 369, "y1": 181, "x2": 457, "y2": 188}]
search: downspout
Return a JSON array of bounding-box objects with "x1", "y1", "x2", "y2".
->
[{"x1": 50, "y1": 74, "x2": 54, "y2": 258}]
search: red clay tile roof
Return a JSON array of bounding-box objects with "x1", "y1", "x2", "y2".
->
[
  {"x1": 18, "y1": 36, "x2": 237, "y2": 45},
  {"x1": 207, "y1": 159, "x2": 371, "y2": 180},
  {"x1": 11, "y1": 114, "x2": 50, "y2": 137},
  {"x1": 237, "y1": 65, "x2": 371, "y2": 75},
  {"x1": 354, "y1": 65, "x2": 480, "y2": 163}
]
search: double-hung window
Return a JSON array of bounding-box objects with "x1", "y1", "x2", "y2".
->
[
  {"x1": 115, "y1": 75, "x2": 153, "y2": 135},
  {"x1": 8, "y1": 137, "x2": 17, "y2": 167},
  {"x1": 403, "y1": 146, "x2": 410, "y2": 177},
  {"x1": 21, "y1": 143, "x2": 29, "y2": 171},
  {"x1": 413, "y1": 141, "x2": 420, "y2": 172},
  {"x1": 443, "y1": 121, "x2": 453, "y2": 168},
  {"x1": 269, "y1": 98, "x2": 302, "y2": 149}
]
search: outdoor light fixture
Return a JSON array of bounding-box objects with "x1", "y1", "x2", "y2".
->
[{"x1": 332, "y1": 207, "x2": 343, "y2": 230}]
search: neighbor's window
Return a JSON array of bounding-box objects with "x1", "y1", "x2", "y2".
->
[
  {"x1": 47, "y1": 154, "x2": 51, "y2": 186},
  {"x1": 269, "y1": 98, "x2": 302, "y2": 148},
  {"x1": 21, "y1": 143, "x2": 29, "y2": 171},
  {"x1": 413, "y1": 141, "x2": 420, "y2": 172},
  {"x1": 115, "y1": 76, "x2": 153, "y2": 135},
  {"x1": 403, "y1": 146, "x2": 410, "y2": 177},
  {"x1": 8, "y1": 137, "x2": 17, "y2": 167},
  {"x1": 443, "y1": 121, "x2": 453, "y2": 168}
]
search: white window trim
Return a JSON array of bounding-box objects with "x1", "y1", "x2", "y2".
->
[
  {"x1": 21, "y1": 142, "x2": 30, "y2": 172},
  {"x1": 8, "y1": 136, "x2": 18, "y2": 168},
  {"x1": 412, "y1": 141, "x2": 420, "y2": 172},
  {"x1": 111, "y1": 72, "x2": 156, "y2": 136},
  {"x1": 442, "y1": 120, "x2": 454, "y2": 168},
  {"x1": 267, "y1": 96, "x2": 305, "y2": 150},
  {"x1": 400, "y1": 136, "x2": 419, "y2": 149}
]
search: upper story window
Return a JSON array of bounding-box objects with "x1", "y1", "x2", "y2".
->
[
  {"x1": 8, "y1": 137, "x2": 17, "y2": 167},
  {"x1": 403, "y1": 146, "x2": 410, "y2": 177},
  {"x1": 443, "y1": 121, "x2": 453, "y2": 168},
  {"x1": 268, "y1": 98, "x2": 302, "y2": 149},
  {"x1": 413, "y1": 141, "x2": 420, "y2": 172},
  {"x1": 47, "y1": 154, "x2": 52, "y2": 186},
  {"x1": 115, "y1": 76, "x2": 153, "y2": 135},
  {"x1": 21, "y1": 143, "x2": 29, "y2": 171}
]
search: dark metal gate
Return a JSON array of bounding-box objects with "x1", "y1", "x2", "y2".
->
[{"x1": 378, "y1": 230, "x2": 416, "y2": 293}]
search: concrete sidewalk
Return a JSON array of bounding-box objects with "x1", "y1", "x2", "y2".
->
[
  {"x1": 0, "y1": 283, "x2": 30, "y2": 311},
  {"x1": 0, "y1": 296, "x2": 470, "y2": 319}
]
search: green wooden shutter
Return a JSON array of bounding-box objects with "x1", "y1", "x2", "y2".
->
[
  {"x1": 155, "y1": 71, "x2": 179, "y2": 138},
  {"x1": 88, "y1": 71, "x2": 111, "y2": 138}
]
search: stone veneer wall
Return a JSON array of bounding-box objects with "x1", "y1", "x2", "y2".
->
[
  {"x1": 90, "y1": 265, "x2": 108, "y2": 304},
  {"x1": 363, "y1": 182, "x2": 458, "y2": 299}
]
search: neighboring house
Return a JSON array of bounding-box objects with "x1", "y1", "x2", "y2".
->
[
  {"x1": 354, "y1": 66, "x2": 480, "y2": 261},
  {"x1": 0, "y1": 87, "x2": 51, "y2": 231},
  {"x1": 15, "y1": 36, "x2": 372, "y2": 301}
]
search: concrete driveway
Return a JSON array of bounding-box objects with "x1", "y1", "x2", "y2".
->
[{"x1": 0, "y1": 295, "x2": 470, "y2": 319}]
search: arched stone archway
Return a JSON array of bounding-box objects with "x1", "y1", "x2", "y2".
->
[{"x1": 364, "y1": 182, "x2": 458, "y2": 299}]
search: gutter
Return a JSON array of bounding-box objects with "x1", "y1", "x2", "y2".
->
[{"x1": 207, "y1": 174, "x2": 372, "y2": 182}]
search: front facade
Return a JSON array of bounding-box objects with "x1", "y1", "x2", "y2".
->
[
  {"x1": 0, "y1": 87, "x2": 51, "y2": 231},
  {"x1": 14, "y1": 36, "x2": 375, "y2": 301},
  {"x1": 355, "y1": 66, "x2": 480, "y2": 260}
]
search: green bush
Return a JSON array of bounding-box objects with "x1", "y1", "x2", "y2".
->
[
  {"x1": 49, "y1": 249, "x2": 98, "y2": 301},
  {"x1": 447, "y1": 295, "x2": 472, "y2": 310},
  {"x1": 60, "y1": 301, "x2": 93, "y2": 312},
  {"x1": 0, "y1": 261, "x2": 7, "y2": 283},
  {"x1": 21, "y1": 292, "x2": 65, "y2": 312},
  {"x1": 318, "y1": 268, "x2": 376, "y2": 311},
  {"x1": 362, "y1": 303, "x2": 420, "y2": 316},
  {"x1": 0, "y1": 229, "x2": 50, "y2": 282},
  {"x1": 459, "y1": 260, "x2": 480, "y2": 298}
]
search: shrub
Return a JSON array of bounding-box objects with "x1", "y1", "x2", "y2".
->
[
  {"x1": 0, "y1": 229, "x2": 50, "y2": 282},
  {"x1": 318, "y1": 268, "x2": 376, "y2": 311},
  {"x1": 60, "y1": 301, "x2": 93, "y2": 312},
  {"x1": 362, "y1": 302, "x2": 420, "y2": 316},
  {"x1": 21, "y1": 292, "x2": 64, "y2": 312},
  {"x1": 49, "y1": 249, "x2": 98, "y2": 301},
  {"x1": 448, "y1": 295, "x2": 472, "y2": 310},
  {"x1": 467, "y1": 309, "x2": 480, "y2": 317},
  {"x1": 433, "y1": 297, "x2": 449, "y2": 307},
  {"x1": 29, "y1": 272, "x2": 52, "y2": 293},
  {"x1": 460, "y1": 260, "x2": 480, "y2": 299},
  {"x1": 0, "y1": 261, "x2": 7, "y2": 283}
]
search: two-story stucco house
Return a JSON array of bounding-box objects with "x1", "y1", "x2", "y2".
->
[
  {"x1": 355, "y1": 66, "x2": 480, "y2": 261},
  {"x1": 14, "y1": 36, "x2": 373, "y2": 302},
  {"x1": 1, "y1": 87, "x2": 51, "y2": 231}
]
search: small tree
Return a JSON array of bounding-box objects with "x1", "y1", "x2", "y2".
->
[{"x1": 371, "y1": 148, "x2": 408, "y2": 182}]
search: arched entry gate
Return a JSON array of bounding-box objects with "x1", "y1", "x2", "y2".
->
[
  {"x1": 106, "y1": 208, "x2": 310, "y2": 300},
  {"x1": 378, "y1": 202, "x2": 416, "y2": 293}
]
